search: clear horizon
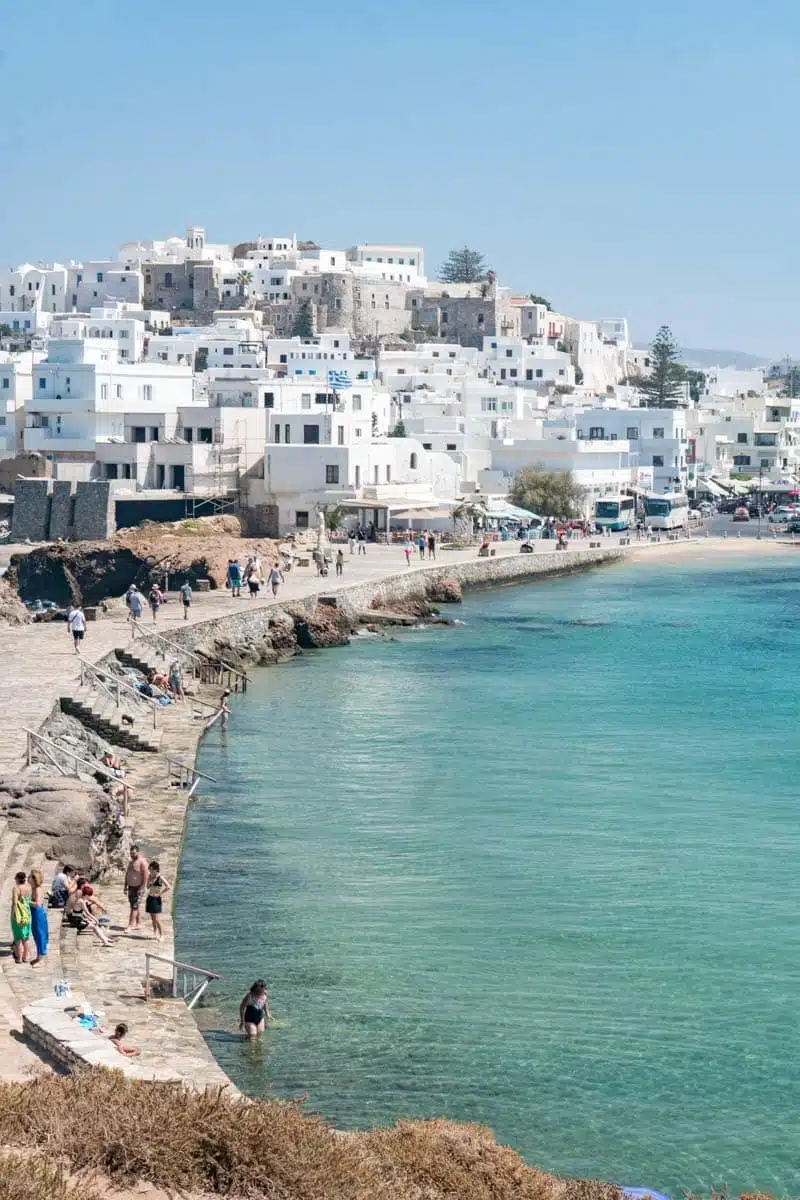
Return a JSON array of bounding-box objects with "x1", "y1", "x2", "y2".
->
[{"x1": 2, "y1": 0, "x2": 798, "y2": 359}]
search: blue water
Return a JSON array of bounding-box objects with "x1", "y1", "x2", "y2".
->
[{"x1": 177, "y1": 552, "x2": 800, "y2": 1196}]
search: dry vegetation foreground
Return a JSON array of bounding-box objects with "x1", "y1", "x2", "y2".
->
[
  {"x1": 0, "y1": 1073, "x2": 781, "y2": 1200},
  {"x1": 0, "y1": 1071, "x2": 622, "y2": 1200}
]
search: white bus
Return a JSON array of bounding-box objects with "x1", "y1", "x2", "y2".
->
[
  {"x1": 594, "y1": 494, "x2": 636, "y2": 531},
  {"x1": 645, "y1": 492, "x2": 689, "y2": 531}
]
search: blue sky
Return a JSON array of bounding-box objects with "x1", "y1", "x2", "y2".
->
[{"x1": 1, "y1": 0, "x2": 797, "y2": 357}]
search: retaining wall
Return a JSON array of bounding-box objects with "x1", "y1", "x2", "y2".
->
[{"x1": 152, "y1": 546, "x2": 627, "y2": 654}]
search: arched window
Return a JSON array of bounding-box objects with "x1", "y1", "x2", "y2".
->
[
  {"x1": 409, "y1": 453, "x2": 418, "y2": 469},
  {"x1": 164, "y1": 271, "x2": 173, "y2": 289}
]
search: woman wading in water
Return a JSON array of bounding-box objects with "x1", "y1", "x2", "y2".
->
[{"x1": 239, "y1": 979, "x2": 272, "y2": 1037}]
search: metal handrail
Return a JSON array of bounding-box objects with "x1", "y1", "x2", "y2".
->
[
  {"x1": 130, "y1": 620, "x2": 248, "y2": 692},
  {"x1": 80, "y1": 658, "x2": 160, "y2": 730},
  {"x1": 166, "y1": 756, "x2": 216, "y2": 799},
  {"x1": 24, "y1": 727, "x2": 132, "y2": 816},
  {"x1": 144, "y1": 952, "x2": 221, "y2": 1009}
]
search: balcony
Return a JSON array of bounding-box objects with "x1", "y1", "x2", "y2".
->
[{"x1": 23, "y1": 428, "x2": 95, "y2": 453}]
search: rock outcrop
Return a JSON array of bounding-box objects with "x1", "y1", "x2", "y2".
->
[
  {"x1": 0, "y1": 578, "x2": 29, "y2": 625},
  {"x1": 426, "y1": 577, "x2": 463, "y2": 604},
  {"x1": 8, "y1": 516, "x2": 279, "y2": 606},
  {"x1": 0, "y1": 771, "x2": 128, "y2": 875}
]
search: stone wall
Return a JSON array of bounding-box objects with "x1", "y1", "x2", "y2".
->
[
  {"x1": 11, "y1": 478, "x2": 51, "y2": 541},
  {"x1": 156, "y1": 547, "x2": 626, "y2": 658},
  {"x1": 73, "y1": 481, "x2": 116, "y2": 540},
  {"x1": 49, "y1": 480, "x2": 75, "y2": 540}
]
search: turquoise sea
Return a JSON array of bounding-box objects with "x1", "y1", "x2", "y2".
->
[{"x1": 177, "y1": 551, "x2": 800, "y2": 1197}]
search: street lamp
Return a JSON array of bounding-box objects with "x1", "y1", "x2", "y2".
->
[{"x1": 757, "y1": 464, "x2": 763, "y2": 540}]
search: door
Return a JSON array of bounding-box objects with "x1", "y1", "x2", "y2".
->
[{"x1": 171, "y1": 465, "x2": 185, "y2": 490}]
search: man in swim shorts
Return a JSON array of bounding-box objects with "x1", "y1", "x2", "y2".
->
[{"x1": 124, "y1": 844, "x2": 148, "y2": 932}]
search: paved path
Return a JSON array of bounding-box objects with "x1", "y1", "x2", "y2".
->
[{"x1": 0, "y1": 537, "x2": 610, "y2": 772}]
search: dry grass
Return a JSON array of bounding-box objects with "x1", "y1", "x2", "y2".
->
[
  {"x1": 0, "y1": 1152, "x2": 98, "y2": 1200},
  {"x1": 0, "y1": 1073, "x2": 783, "y2": 1200}
]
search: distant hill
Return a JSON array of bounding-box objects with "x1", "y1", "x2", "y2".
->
[{"x1": 634, "y1": 345, "x2": 772, "y2": 370}]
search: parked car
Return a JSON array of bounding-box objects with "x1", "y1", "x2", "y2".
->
[{"x1": 732, "y1": 507, "x2": 750, "y2": 522}]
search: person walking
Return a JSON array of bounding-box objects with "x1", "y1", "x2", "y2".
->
[
  {"x1": 227, "y1": 559, "x2": 242, "y2": 597},
  {"x1": 10, "y1": 871, "x2": 31, "y2": 963},
  {"x1": 335, "y1": 548, "x2": 344, "y2": 577},
  {"x1": 418, "y1": 533, "x2": 426, "y2": 560},
  {"x1": 148, "y1": 584, "x2": 162, "y2": 624},
  {"x1": 404, "y1": 537, "x2": 414, "y2": 566},
  {"x1": 124, "y1": 845, "x2": 149, "y2": 933},
  {"x1": 357, "y1": 527, "x2": 367, "y2": 555},
  {"x1": 246, "y1": 558, "x2": 262, "y2": 599},
  {"x1": 239, "y1": 979, "x2": 272, "y2": 1038},
  {"x1": 427, "y1": 531, "x2": 436, "y2": 560},
  {"x1": 268, "y1": 562, "x2": 283, "y2": 598},
  {"x1": 348, "y1": 529, "x2": 356, "y2": 555},
  {"x1": 127, "y1": 585, "x2": 143, "y2": 621},
  {"x1": 67, "y1": 605, "x2": 86, "y2": 654},
  {"x1": 145, "y1": 860, "x2": 171, "y2": 941},
  {"x1": 29, "y1": 868, "x2": 48, "y2": 966},
  {"x1": 179, "y1": 579, "x2": 192, "y2": 620}
]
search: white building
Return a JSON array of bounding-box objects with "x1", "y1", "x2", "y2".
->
[
  {"x1": 0, "y1": 264, "x2": 68, "y2": 314},
  {"x1": 22, "y1": 339, "x2": 195, "y2": 480},
  {"x1": 0, "y1": 351, "x2": 33, "y2": 458}
]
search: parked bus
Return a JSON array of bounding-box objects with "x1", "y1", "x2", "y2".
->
[
  {"x1": 645, "y1": 492, "x2": 689, "y2": 531},
  {"x1": 594, "y1": 494, "x2": 636, "y2": 531}
]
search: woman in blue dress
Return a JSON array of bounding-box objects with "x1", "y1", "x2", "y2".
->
[{"x1": 29, "y1": 869, "x2": 48, "y2": 965}]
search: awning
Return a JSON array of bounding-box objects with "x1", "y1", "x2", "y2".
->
[
  {"x1": 696, "y1": 477, "x2": 726, "y2": 497},
  {"x1": 484, "y1": 499, "x2": 541, "y2": 521},
  {"x1": 391, "y1": 506, "x2": 454, "y2": 520}
]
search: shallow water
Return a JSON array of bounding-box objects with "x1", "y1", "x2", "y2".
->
[{"x1": 177, "y1": 553, "x2": 800, "y2": 1196}]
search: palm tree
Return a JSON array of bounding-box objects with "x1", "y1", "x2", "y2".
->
[{"x1": 237, "y1": 270, "x2": 253, "y2": 300}]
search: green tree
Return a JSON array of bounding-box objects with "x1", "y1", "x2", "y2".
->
[
  {"x1": 686, "y1": 369, "x2": 706, "y2": 405},
  {"x1": 388, "y1": 420, "x2": 407, "y2": 437},
  {"x1": 318, "y1": 504, "x2": 345, "y2": 530},
  {"x1": 292, "y1": 301, "x2": 314, "y2": 338},
  {"x1": 635, "y1": 325, "x2": 686, "y2": 408},
  {"x1": 509, "y1": 466, "x2": 586, "y2": 518},
  {"x1": 237, "y1": 270, "x2": 252, "y2": 299},
  {"x1": 574, "y1": 365, "x2": 584, "y2": 385},
  {"x1": 439, "y1": 246, "x2": 489, "y2": 284},
  {"x1": 528, "y1": 293, "x2": 552, "y2": 310}
]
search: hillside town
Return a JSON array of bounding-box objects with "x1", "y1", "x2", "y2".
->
[{"x1": 0, "y1": 225, "x2": 792, "y2": 541}]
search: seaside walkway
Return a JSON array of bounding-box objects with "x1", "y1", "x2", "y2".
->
[{"x1": 0, "y1": 533, "x2": 666, "y2": 1082}]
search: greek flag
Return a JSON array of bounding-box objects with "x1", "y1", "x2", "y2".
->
[{"x1": 327, "y1": 369, "x2": 351, "y2": 391}]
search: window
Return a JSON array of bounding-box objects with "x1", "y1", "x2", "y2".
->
[
  {"x1": 279, "y1": 354, "x2": 287, "y2": 364},
  {"x1": 337, "y1": 426, "x2": 344, "y2": 445},
  {"x1": 422, "y1": 443, "x2": 432, "y2": 450},
  {"x1": 296, "y1": 510, "x2": 309, "y2": 529},
  {"x1": 264, "y1": 392, "x2": 274, "y2": 408},
  {"x1": 150, "y1": 427, "x2": 159, "y2": 441},
  {"x1": 500, "y1": 369, "x2": 506, "y2": 380},
  {"x1": 284, "y1": 423, "x2": 291, "y2": 443},
  {"x1": 142, "y1": 384, "x2": 152, "y2": 402},
  {"x1": 352, "y1": 395, "x2": 362, "y2": 412},
  {"x1": 737, "y1": 432, "x2": 748, "y2": 444},
  {"x1": 653, "y1": 428, "x2": 665, "y2": 439},
  {"x1": 652, "y1": 455, "x2": 664, "y2": 467},
  {"x1": 274, "y1": 426, "x2": 280, "y2": 443},
  {"x1": 8, "y1": 286, "x2": 14, "y2": 296},
  {"x1": 105, "y1": 463, "x2": 118, "y2": 479},
  {"x1": 627, "y1": 426, "x2": 639, "y2": 439},
  {"x1": 441, "y1": 311, "x2": 449, "y2": 324},
  {"x1": 589, "y1": 426, "x2": 605, "y2": 440},
  {"x1": 373, "y1": 465, "x2": 379, "y2": 484},
  {"x1": 477, "y1": 313, "x2": 485, "y2": 325},
  {"x1": 223, "y1": 347, "x2": 234, "y2": 356},
  {"x1": 409, "y1": 452, "x2": 418, "y2": 469},
  {"x1": 51, "y1": 284, "x2": 56, "y2": 296},
  {"x1": 326, "y1": 464, "x2": 339, "y2": 484},
  {"x1": 482, "y1": 398, "x2": 497, "y2": 412},
  {"x1": 132, "y1": 426, "x2": 146, "y2": 443},
  {"x1": 558, "y1": 369, "x2": 565, "y2": 376},
  {"x1": 304, "y1": 424, "x2": 320, "y2": 444},
  {"x1": 164, "y1": 271, "x2": 173, "y2": 288},
  {"x1": 301, "y1": 393, "x2": 312, "y2": 410},
  {"x1": 446, "y1": 443, "x2": 457, "y2": 451},
  {"x1": 100, "y1": 384, "x2": 108, "y2": 401},
  {"x1": 754, "y1": 433, "x2": 777, "y2": 446},
  {"x1": 509, "y1": 369, "x2": 518, "y2": 378},
  {"x1": 156, "y1": 464, "x2": 166, "y2": 488},
  {"x1": 535, "y1": 368, "x2": 543, "y2": 378},
  {"x1": 505, "y1": 349, "x2": 513, "y2": 358},
  {"x1": 184, "y1": 428, "x2": 193, "y2": 441},
  {"x1": 525, "y1": 369, "x2": 533, "y2": 381},
  {"x1": 198, "y1": 427, "x2": 213, "y2": 443},
  {"x1": 733, "y1": 454, "x2": 751, "y2": 466},
  {"x1": 761, "y1": 457, "x2": 771, "y2": 469},
  {"x1": 1, "y1": 378, "x2": 8, "y2": 390}
]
